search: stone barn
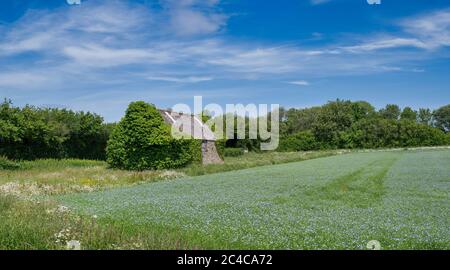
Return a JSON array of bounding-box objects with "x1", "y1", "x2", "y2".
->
[{"x1": 158, "y1": 109, "x2": 223, "y2": 165}]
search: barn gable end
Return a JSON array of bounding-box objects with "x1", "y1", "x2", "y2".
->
[{"x1": 158, "y1": 109, "x2": 223, "y2": 165}]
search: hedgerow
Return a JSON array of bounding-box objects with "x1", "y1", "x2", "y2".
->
[{"x1": 0, "y1": 100, "x2": 110, "y2": 160}]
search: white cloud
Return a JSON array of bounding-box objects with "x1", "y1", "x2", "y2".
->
[
  {"x1": 0, "y1": 1, "x2": 448, "y2": 97},
  {"x1": 288, "y1": 80, "x2": 310, "y2": 86},
  {"x1": 310, "y1": 0, "x2": 332, "y2": 5},
  {"x1": 343, "y1": 37, "x2": 428, "y2": 52},
  {"x1": 63, "y1": 45, "x2": 172, "y2": 67},
  {"x1": 169, "y1": 9, "x2": 227, "y2": 36},
  {"x1": 400, "y1": 9, "x2": 450, "y2": 49},
  {"x1": 161, "y1": 0, "x2": 228, "y2": 36},
  {"x1": 147, "y1": 75, "x2": 213, "y2": 83},
  {"x1": 0, "y1": 72, "x2": 54, "y2": 88},
  {"x1": 344, "y1": 9, "x2": 450, "y2": 52}
]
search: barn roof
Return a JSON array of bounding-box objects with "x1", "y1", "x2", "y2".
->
[{"x1": 158, "y1": 109, "x2": 216, "y2": 141}]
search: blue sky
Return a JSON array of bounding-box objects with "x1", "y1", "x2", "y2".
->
[{"x1": 0, "y1": 0, "x2": 449, "y2": 122}]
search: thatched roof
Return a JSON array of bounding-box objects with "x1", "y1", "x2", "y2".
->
[{"x1": 158, "y1": 109, "x2": 216, "y2": 141}]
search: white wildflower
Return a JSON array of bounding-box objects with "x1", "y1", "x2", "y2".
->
[
  {"x1": 57, "y1": 205, "x2": 70, "y2": 213},
  {"x1": 66, "y1": 240, "x2": 81, "y2": 250}
]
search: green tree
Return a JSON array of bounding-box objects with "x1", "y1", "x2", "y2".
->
[
  {"x1": 106, "y1": 101, "x2": 199, "y2": 170},
  {"x1": 418, "y1": 108, "x2": 432, "y2": 125},
  {"x1": 0, "y1": 100, "x2": 113, "y2": 160},
  {"x1": 433, "y1": 104, "x2": 450, "y2": 132},
  {"x1": 379, "y1": 104, "x2": 401, "y2": 120},
  {"x1": 400, "y1": 107, "x2": 417, "y2": 121},
  {"x1": 312, "y1": 100, "x2": 365, "y2": 148},
  {"x1": 278, "y1": 130, "x2": 318, "y2": 151}
]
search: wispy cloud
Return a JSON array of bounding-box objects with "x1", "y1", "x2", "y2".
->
[
  {"x1": 288, "y1": 80, "x2": 310, "y2": 86},
  {"x1": 343, "y1": 9, "x2": 450, "y2": 52},
  {"x1": 0, "y1": 1, "x2": 449, "y2": 120},
  {"x1": 147, "y1": 76, "x2": 213, "y2": 83},
  {"x1": 162, "y1": 0, "x2": 227, "y2": 36},
  {"x1": 0, "y1": 72, "x2": 56, "y2": 88},
  {"x1": 63, "y1": 45, "x2": 172, "y2": 67},
  {"x1": 310, "y1": 0, "x2": 333, "y2": 6}
]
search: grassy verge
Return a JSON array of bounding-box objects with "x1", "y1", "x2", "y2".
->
[{"x1": 0, "y1": 194, "x2": 206, "y2": 250}]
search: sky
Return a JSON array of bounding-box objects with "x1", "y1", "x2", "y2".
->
[{"x1": 0, "y1": 0, "x2": 449, "y2": 122}]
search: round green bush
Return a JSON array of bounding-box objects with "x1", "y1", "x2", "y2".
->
[
  {"x1": 106, "y1": 101, "x2": 200, "y2": 170},
  {"x1": 278, "y1": 130, "x2": 318, "y2": 152}
]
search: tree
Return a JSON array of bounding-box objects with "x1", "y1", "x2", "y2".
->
[
  {"x1": 278, "y1": 130, "x2": 318, "y2": 151},
  {"x1": 352, "y1": 101, "x2": 376, "y2": 120},
  {"x1": 418, "y1": 108, "x2": 432, "y2": 125},
  {"x1": 281, "y1": 106, "x2": 322, "y2": 135},
  {"x1": 106, "y1": 101, "x2": 199, "y2": 170},
  {"x1": 379, "y1": 104, "x2": 401, "y2": 120},
  {"x1": 312, "y1": 100, "x2": 358, "y2": 148},
  {"x1": 0, "y1": 100, "x2": 109, "y2": 160},
  {"x1": 400, "y1": 107, "x2": 417, "y2": 121},
  {"x1": 433, "y1": 104, "x2": 450, "y2": 132}
]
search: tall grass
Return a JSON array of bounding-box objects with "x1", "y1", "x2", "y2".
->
[{"x1": 0, "y1": 195, "x2": 205, "y2": 250}]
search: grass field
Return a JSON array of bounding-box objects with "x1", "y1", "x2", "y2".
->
[{"x1": 1, "y1": 149, "x2": 449, "y2": 250}]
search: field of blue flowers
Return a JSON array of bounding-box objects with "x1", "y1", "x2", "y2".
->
[{"x1": 59, "y1": 149, "x2": 450, "y2": 249}]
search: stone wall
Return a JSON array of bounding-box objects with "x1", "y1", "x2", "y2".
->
[{"x1": 201, "y1": 140, "x2": 224, "y2": 165}]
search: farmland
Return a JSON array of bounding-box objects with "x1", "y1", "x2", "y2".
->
[{"x1": 1, "y1": 148, "x2": 449, "y2": 249}]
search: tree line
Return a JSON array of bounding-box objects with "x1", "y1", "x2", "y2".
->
[
  {"x1": 278, "y1": 100, "x2": 450, "y2": 151},
  {"x1": 0, "y1": 99, "x2": 449, "y2": 161},
  {"x1": 0, "y1": 100, "x2": 113, "y2": 160}
]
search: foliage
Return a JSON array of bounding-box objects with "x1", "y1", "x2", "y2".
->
[
  {"x1": 433, "y1": 104, "x2": 450, "y2": 132},
  {"x1": 0, "y1": 156, "x2": 21, "y2": 170},
  {"x1": 400, "y1": 107, "x2": 417, "y2": 121},
  {"x1": 279, "y1": 106, "x2": 322, "y2": 135},
  {"x1": 278, "y1": 130, "x2": 318, "y2": 151},
  {"x1": 0, "y1": 100, "x2": 110, "y2": 160},
  {"x1": 379, "y1": 104, "x2": 401, "y2": 120},
  {"x1": 214, "y1": 139, "x2": 226, "y2": 159},
  {"x1": 223, "y1": 148, "x2": 245, "y2": 157},
  {"x1": 345, "y1": 118, "x2": 448, "y2": 148},
  {"x1": 418, "y1": 108, "x2": 432, "y2": 125},
  {"x1": 106, "y1": 101, "x2": 200, "y2": 170},
  {"x1": 311, "y1": 100, "x2": 375, "y2": 149},
  {"x1": 278, "y1": 100, "x2": 449, "y2": 151}
]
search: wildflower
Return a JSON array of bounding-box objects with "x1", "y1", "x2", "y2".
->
[
  {"x1": 57, "y1": 205, "x2": 70, "y2": 213},
  {"x1": 66, "y1": 240, "x2": 81, "y2": 250}
]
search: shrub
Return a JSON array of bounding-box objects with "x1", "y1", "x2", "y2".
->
[
  {"x1": 278, "y1": 131, "x2": 318, "y2": 152},
  {"x1": 214, "y1": 139, "x2": 226, "y2": 159},
  {"x1": 0, "y1": 100, "x2": 109, "y2": 160},
  {"x1": 0, "y1": 156, "x2": 21, "y2": 170},
  {"x1": 106, "y1": 101, "x2": 200, "y2": 170},
  {"x1": 346, "y1": 118, "x2": 449, "y2": 148},
  {"x1": 224, "y1": 148, "x2": 245, "y2": 157}
]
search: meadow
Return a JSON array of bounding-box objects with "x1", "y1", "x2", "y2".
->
[{"x1": 0, "y1": 148, "x2": 449, "y2": 249}]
